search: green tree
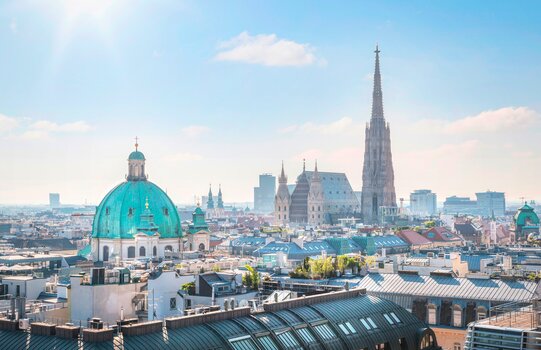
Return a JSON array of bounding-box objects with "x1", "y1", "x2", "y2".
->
[{"x1": 245, "y1": 265, "x2": 260, "y2": 290}]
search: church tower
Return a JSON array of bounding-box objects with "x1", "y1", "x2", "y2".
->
[
  {"x1": 289, "y1": 160, "x2": 310, "y2": 224},
  {"x1": 307, "y1": 161, "x2": 325, "y2": 226},
  {"x1": 274, "y1": 161, "x2": 291, "y2": 226},
  {"x1": 361, "y1": 46, "x2": 397, "y2": 224}
]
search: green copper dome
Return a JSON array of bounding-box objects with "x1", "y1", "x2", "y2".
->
[
  {"x1": 92, "y1": 181, "x2": 181, "y2": 239},
  {"x1": 128, "y1": 151, "x2": 146, "y2": 160},
  {"x1": 514, "y1": 202, "x2": 540, "y2": 227}
]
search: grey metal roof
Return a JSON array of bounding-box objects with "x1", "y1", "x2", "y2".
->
[
  {"x1": 0, "y1": 291, "x2": 439, "y2": 350},
  {"x1": 357, "y1": 273, "x2": 539, "y2": 302}
]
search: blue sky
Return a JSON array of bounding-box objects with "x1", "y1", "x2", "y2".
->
[{"x1": 1, "y1": 0, "x2": 540, "y2": 205}]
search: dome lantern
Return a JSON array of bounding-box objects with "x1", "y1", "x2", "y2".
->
[{"x1": 127, "y1": 137, "x2": 147, "y2": 181}]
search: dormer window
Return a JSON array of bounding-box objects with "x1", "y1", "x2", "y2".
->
[
  {"x1": 106, "y1": 207, "x2": 110, "y2": 215},
  {"x1": 163, "y1": 208, "x2": 169, "y2": 216},
  {"x1": 128, "y1": 208, "x2": 133, "y2": 216}
]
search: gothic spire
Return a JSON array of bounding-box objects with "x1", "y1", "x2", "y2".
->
[
  {"x1": 371, "y1": 45, "x2": 384, "y2": 119},
  {"x1": 279, "y1": 161, "x2": 287, "y2": 183},
  {"x1": 313, "y1": 160, "x2": 321, "y2": 181}
]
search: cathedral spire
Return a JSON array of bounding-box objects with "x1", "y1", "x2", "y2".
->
[
  {"x1": 313, "y1": 160, "x2": 321, "y2": 182},
  {"x1": 371, "y1": 45, "x2": 384, "y2": 119},
  {"x1": 279, "y1": 161, "x2": 287, "y2": 183}
]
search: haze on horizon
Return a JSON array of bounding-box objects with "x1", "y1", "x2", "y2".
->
[{"x1": 1, "y1": 0, "x2": 540, "y2": 205}]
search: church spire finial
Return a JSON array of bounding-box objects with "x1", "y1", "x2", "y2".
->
[
  {"x1": 371, "y1": 45, "x2": 384, "y2": 119},
  {"x1": 303, "y1": 158, "x2": 306, "y2": 172},
  {"x1": 135, "y1": 136, "x2": 139, "y2": 151},
  {"x1": 314, "y1": 159, "x2": 318, "y2": 173}
]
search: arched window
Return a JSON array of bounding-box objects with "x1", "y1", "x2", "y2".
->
[
  {"x1": 153, "y1": 246, "x2": 157, "y2": 257},
  {"x1": 127, "y1": 246, "x2": 135, "y2": 258},
  {"x1": 139, "y1": 246, "x2": 146, "y2": 257},
  {"x1": 477, "y1": 306, "x2": 487, "y2": 320},
  {"x1": 198, "y1": 243, "x2": 205, "y2": 251},
  {"x1": 128, "y1": 208, "x2": 133, "y2": 216},
  {"x1": 165, "y1": 245, "x2": 173, "y2": 252},
  {"x1": 284, "y1": 206, "x2": 286, "y2": 211},
  {"x1": 427, "y1": 304, "x2": 437, "y2": 324},
  {"x1": 278, "y1": 214, "x2": 281, "y2": 219},
  {"x1": 278, "y1": 206, "x2": 280, "y2": 211},
  {"x1": 284, "y1": 215, "x2": 287, "y2": 220},
  {"x1": 103, "y1": 246, "x2": 109, "y2": 261},
  {"x1": 453, "y1": 305, "x2": 463, "y2": 327}
]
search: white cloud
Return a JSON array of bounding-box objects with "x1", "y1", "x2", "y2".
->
[
  {"x1": 215, "y1": 32, "x2": 321, "y2": 67},
  {"x1": 30, "y1": 120, "x2": 92, "y2": 133},
  {"x1": 181, "y1": 125, "x2": 210, "y2": 138},
  {"x1": 280, "y1": 117, "x2": 362, "y2": 135},
  {"x1": 414, "y1": 107, "x2": 538, "y2": 134},
  {"x1": 0, "y1": 114, "x2": 19, "y2": 132}
]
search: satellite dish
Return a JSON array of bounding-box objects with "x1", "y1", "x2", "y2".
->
[{"x1": 239, "y1": 300, "x2": 248, "y2": 308}]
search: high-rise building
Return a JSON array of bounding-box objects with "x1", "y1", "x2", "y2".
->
[
  {"x1": 49, "y1": 193, "x2": 60, "y2": 208},
  {"x1": 410, "y1": 189, "x2": 437, "y2": 216},
  {"x1": 476, "y1": 191, "x2": 505, "y2": 217},
  {"x1": 253, "y1": 173, "x2": 276, "y2": 214},
  {"x1": 443, "y1": 196, "x2": 477, "y2": 214},
  {"x1": 361, "y1": 46, "x2": 397, "y2": 224}
]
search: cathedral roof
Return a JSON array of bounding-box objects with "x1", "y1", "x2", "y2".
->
[{"x1": 92, "y1": 147, "x2": 181, "y2": 239}]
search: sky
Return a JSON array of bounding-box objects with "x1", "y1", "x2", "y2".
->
[{"x1": 1, "y1": 0, "x2": 540, "y2": 205}]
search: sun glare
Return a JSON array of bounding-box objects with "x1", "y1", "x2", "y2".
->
[{"x1": 62, "y1": 0, "x2": 114, "y2": 21}]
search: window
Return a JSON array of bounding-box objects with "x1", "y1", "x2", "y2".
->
[
  {"x1": 390, "y1": 312, "x2": 401, "y2": 324},
  {"x1": 128, "y1": 208, "x2": 133, "y2": 216},
  {"x1": 453, "y1": 305, "x2": 462, "y2": 327},
  {"x1": 139, "y1": 246, "x2": 146, "y2": 257},
  {"x1": 284, "y1": 215, "x2": 287, "y2": 220},
  {"x1": 229, "y1": 336, "x2": 258, "y2": 350},
  {"x1": 384, "y1": 313, "x2": 395, "y2": 325},
  {"x1": 278, "y1": 214, "x2": 281, "y2": 219},
  {"x1": 427, "y1": 304, "x2": 437, "y2": 324},
  {"x1": 127, "y1": 246, "x2": 135, "y2": 258},
  {"x1": 477, "y1": 306, "x2": 487, "y2": 320},
  {"x1": 360, "y1": 318, "x2": 372, "y2": 330},
  {"x1": 105, "y1": 207, "x2": 110, "y2": 215},
  {"x1": 170, "y1": 297, "x2": 176, "y2": 310},
  {"x1": 338, "y1": 322, "x2": 357, "y2": 335},
  {"x1": 453, "y1": 343, "x2": 461, "y2": 350},
  {"x1": 258, "y1": 336, "x2": 279, "y2": 350},
  {"x1": 153, "y1": 246, "x2": 157, "y2": 257},
  {"x1": 278, "y1": 206, "x2": 281, "y2": 211},
  {"x1": 165, "y1": 245, "x2": 173, "y2": 252},
  {"x1": 367, "y1": 317, "x2": 377, "y2": 329},
  {"x1": 163, "y1": 208, "x2": 169, "y2": 216},
  {"x1": 313, "y1": 324, "x2": 335, "y2": 341},
  {"x1": 275, "y1": 330, "x2": 300, "y2": 349},
  {"x1": 296, "y1": 328, "x2": 316, "y2": 344}
]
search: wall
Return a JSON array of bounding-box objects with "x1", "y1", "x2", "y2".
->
[
  {"x1": 432, "y1": 326, "x2": 467, "y2": 350},
  {"x1": 70, "y1": 275, "x2": 146, "y2": 324},
  {"x1": 147, "y1": 271, "x2": 194, "y2": 320}
]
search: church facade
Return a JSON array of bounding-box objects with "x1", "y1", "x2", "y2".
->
[
  {"x1": 361, "y1": 46, "x2": 397, "y2": 224},
  {"x1": 91, "y1": 143, "x2": 183, "y2": 262},
  {"x1": 274, "y1": 161, "x2": 360, "y2": 226}
]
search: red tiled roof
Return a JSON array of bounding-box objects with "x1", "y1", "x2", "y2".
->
[{"x1": 397, "y1": 230, "x2": 432, "y2": 245}]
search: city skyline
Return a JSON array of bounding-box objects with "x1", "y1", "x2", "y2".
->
[{"x1": 1, "y1": 1, "x2": 541, "y2": 204}]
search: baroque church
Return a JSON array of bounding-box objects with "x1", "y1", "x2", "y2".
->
[
  {"x1": 91, "y1": 142, "x2": 183, "y2": 261},
  {"x1": 361, "y1": 46, "x2": 397, "y2": 224}
]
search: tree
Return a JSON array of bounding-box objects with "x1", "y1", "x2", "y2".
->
[{"x1": 245, "y1": 265, "x2": 260, "y2": 290}]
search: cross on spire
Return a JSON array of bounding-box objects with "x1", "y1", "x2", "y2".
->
[{"x1": 135, "y1": 136, "x2": 139, "y2": 151}]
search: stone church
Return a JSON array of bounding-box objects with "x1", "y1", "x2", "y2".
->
[{"x1": 361, "y1": 46, "x2": 397, "y2": 224}]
